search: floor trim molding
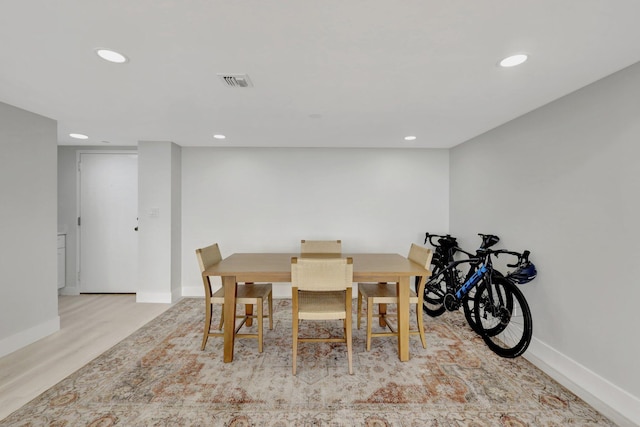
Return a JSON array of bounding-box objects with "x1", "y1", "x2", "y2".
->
[
  {"x1": 525, "y1": 336, "x2": 639, "y2": 427},
  {"x1": 136, "y1": 291, "x2": 173, "y2": 304},
  {"x1": 0, "y1": 316, "x2": 60, "y2": 358}
]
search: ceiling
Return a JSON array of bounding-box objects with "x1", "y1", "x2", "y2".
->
[{"x1": 2, "y1": 1, "x2": 640, "y2": 149}]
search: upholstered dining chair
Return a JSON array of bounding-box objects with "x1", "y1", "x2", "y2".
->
[
  {"x1": 291, "y1": 256, "x2": 354, "y2": 375},
  {"x1": 195, "y1": 243, "x2": 273, "y2": 353},
  {"x1": 357, "y1": 243, "x2": 433, "y2": 351},
  {"x1": 300, "y1": 239, "x2": 342, "y2": 254}
]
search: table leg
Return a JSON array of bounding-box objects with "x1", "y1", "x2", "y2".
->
[
  {"x1": 245, "y1": 304, "x2": 253, "y2": 326},
  {"x1": 244, "y1": 282, "x2": 254, "y2": 326},
  {"x1": 222, "y1": 275, "x2": 237, "y2": 363},
  {"x1": 378, "y1": 303, "x2": 387, "y2": 327},
  {"x1": 396, "y1": 277, "x2": 410, "y2": 361},
  {"x1": 378, "y1": 282, "x2": 388, "y2": 327}
]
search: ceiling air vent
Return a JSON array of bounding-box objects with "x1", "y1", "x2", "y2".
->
[{"x1": 217, "y1": 73, "x2": 253, "y2": 88}]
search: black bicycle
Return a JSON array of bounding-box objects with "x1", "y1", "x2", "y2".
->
[
  {"x1": 421, "y1": 233, "x2": 501, "y2": 334},
  {"x1": 424, "y1": 244, "x2": 535, "y2": 357}
]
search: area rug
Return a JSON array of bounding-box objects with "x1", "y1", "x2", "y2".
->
[{"x1": 1, "y1": 298, "x2": 613, "y2": 426}]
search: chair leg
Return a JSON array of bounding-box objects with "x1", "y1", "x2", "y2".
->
[
  {"x1": 202, "y1": 301, "x2": 212, "y2": 350},
  {"x1": 292, "y1": 317, "x2": 299, "y2": 375},
  {"x1": 346, "y1": 313, "x2": 353, "y2": 375},
  {"x1": 357, "y1": 290, "x2": 362, "y2": 329},
  {"x1": 218, "y1": 304, "x2": 224, "y2": 330},
  {"x1": 257, "y1": 300, "x2": 264, "y2": 353},
  {"x1": 366, "y1": 298, "x2": 373, "y2": 351},
  {"x1": 268, "y1": 292, "x2": 273, "y2": 330},
  {"x1": 416, "y1": 302, "x2": 426, "y2": 349}
]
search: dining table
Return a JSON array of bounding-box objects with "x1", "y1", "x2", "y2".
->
[{"x1": 201, "y1": 252, "x2": 431, "y2": 363}]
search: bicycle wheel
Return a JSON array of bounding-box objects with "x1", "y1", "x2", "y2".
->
[
  {"x1": 462, "y1": 287, "x2": 482, "y2": 334},
  {"x1": 422, "y1": 258, "x2": 447, "y2": 317},
  {"x1": 474, "y1": 276, "x2": 532, "y2": 358},
  {"x1": 465, "y1": 271, "x2": 507, "y2": 335},
  {"x1": 460, "y1": 264, "x2": 486, "y2": 333}
]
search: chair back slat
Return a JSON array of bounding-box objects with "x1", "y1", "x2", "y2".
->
[
  {"x1": 195, "y1": 243, "x2": 223, "y2": 273},
  {"x1": 300, "y1": 239, "x2": 342, "y2": 254},
  {"x1": 408, "y1": 243, "x2": 433, "y2": 269},
  {"x1": 291, "y1": 256, "x2": 353, "y2": 291}
]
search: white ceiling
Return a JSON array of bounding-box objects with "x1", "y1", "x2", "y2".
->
[{"x1": 2, "y1": 1, "x2": 640, "y2": 148}]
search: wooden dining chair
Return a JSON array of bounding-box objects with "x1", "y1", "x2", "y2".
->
[
  {"x1": 195, "y1": 243, "x2": 273, "y2": 353},
  {"x1": 357, "y1": 244, "x2": 433, "y2": 351},
  {"x1": 300, "y1": 239, "x2": 342, "y2": 254},
  {"x1": 291, "y1": 256, "x2": 354, "y2": 375}
]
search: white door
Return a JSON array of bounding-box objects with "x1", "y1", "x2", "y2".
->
[{"x1": 79, "y1": 152, "x2": 138, "y2": 293}]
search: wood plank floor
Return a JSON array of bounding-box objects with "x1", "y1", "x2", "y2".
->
[{"x1": 0, "y1": 294, "x2": 171, "y2": 421}]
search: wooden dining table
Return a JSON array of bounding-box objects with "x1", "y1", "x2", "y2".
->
[{"x1": 201, "y1": 252, "x2": 431, "y2": 363}]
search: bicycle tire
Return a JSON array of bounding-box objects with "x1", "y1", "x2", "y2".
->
[
  {"x1": 461, "y1": 256, "x2": 506, "y2": 333},
  {"x1": 473, "y1": 276, "x2": 532, "y2": 358},
  {"x1": 462, "y1": 287, "x2": 482, "y2": 334},
  {"x1": 467, "y1": 272, "x2": 510, "y2": 336},
  {"x1": 422, "y1": 258, "x2": 447, "y2": 317}
]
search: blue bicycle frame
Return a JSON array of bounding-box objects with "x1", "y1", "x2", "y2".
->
[{"x1": 455, "y1": 263, "x2": 488, "y2": 299}]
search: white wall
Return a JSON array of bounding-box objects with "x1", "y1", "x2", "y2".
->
[
  {"x1": 0, "y1": 102, "x2": 59, "y2": 357},
  {"x1": 181, "y1": 147, "x2": 449, "y2": 297},
  {"x1": 450, "y1": 62, "x2": 640, "y2": 425},
  {"x1": 170, "y1": 143, "x2": 182, "y2": 301},
  {"x1": 137, "y1": 141, "x2": 182, "y2": 303}
]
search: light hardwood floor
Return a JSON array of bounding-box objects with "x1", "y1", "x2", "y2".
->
[{"x1": 0, "y1": 294, "x2": 171, "y2": 420}]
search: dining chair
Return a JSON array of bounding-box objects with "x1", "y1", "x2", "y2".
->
[
  {"x1": 300, "y1": 239, "x2": 342, "y2": 254},
  {"x1": 357, "y1": 243, "x2": 433, "y2": 351},
  {"x1": 195, "y1": 243, "x2": 273, "y2": 353},
  {"x1": 291, "y1": 256, "x2": 354, "y2": 375}
]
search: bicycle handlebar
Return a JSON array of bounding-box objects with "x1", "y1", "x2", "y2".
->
[
  {"x1": 424, "y1": 232, "x2": 529, "y2": 266},
  {"x1": 477, "y1": 248, "x2": 530, "y2": 266},
  {"x1": 506, "y1": 250, "x2": 530, "y2": 267},
  {"x1": 424, "y1": 232, "x2": 456, "y2": 247}
]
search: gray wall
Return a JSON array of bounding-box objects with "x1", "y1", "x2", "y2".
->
[
  {"x1": 181, "y1": 147, "x2": 450, "y2": 297},
  {"x1": 0, "y1": 102, "x2": 59, "y2": 357},
  {"x1": 450, "y1": 62, "x2": 640, "y2": 424}
]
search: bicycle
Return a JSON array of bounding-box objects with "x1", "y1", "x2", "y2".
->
[
  {"x1": 421, "y1": 233, "x2": 501, "y2": 334},
  {"x1": 416, "y1": 233, "x2": 458, "y2": 302},
  {"x1": 475, "y1": 248, "x2": 536, "y2": 357},
  {"x1": 425, "y1": 245, "x2": 535, "y2": 357}
]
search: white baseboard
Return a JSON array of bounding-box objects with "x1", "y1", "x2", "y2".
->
[
  {"x1": 136, "y1": 292, "x2": 173, "y2": 304},
  {"x1": 182, "y1": 286, "x2": 204, "y2": 297},
  {"x1": 59, "y1": 285, "x2": 80, "y2": 296},
  {"x1": 525, "y1": 336, "x2": 640, "y2": 427},
  {"x1": 0, "y1": 316, "x2": 60, "y2": 358},
  {"x1": 171, "y1": 288, "x2": 183, "y2": 304}
]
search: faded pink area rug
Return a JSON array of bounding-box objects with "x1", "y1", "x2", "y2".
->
[{"x1": 1, "y1": 298, "x2": 614, "y2": 426}]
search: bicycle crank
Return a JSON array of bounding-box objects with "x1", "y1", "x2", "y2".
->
[{"x1": 444, "y1": 293, "x2": 460, "y2": 311}]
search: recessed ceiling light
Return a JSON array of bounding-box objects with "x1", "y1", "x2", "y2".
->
[
  {"x1": 404, "y1": 136, "x2": 417, "y2": 141},
  {"x1": 69, "y1": 133, "x2": 88, "y2": 140},
  {"x1": 213, "y1": 134, "x2": 226, "y2": 140},
  {"x1": 499, "y1": 54, "x2": 528, "y2": 68},
  {"x1": 95, "y1": 48, "x2": 128, "y2": 64}
]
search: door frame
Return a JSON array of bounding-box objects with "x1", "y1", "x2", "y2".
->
[{"x1": 76, "y1": 150, "x2": 138, "y2": 293}]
